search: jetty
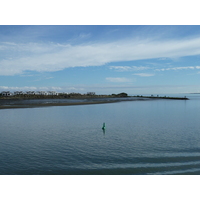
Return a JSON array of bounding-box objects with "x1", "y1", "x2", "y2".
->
[{"x1": 132, "y1": 95, "x2": 189, "y2": 100}]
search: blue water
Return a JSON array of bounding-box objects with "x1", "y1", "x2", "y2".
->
[{"x1": 1, "y1": 94, "x2": 200, "y2": 175}]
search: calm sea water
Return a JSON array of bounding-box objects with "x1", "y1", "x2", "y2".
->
[{"x1": 1, "y1": 94, "x2": 200, "y2": 175}]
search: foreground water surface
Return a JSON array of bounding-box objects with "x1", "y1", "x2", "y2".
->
[{"x1": 1, "y1": 94, "x2": 200, "y2": 175}]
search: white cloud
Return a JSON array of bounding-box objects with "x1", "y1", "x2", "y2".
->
[
  {"x1": 133, "y1": 73, "x2": 155, "y2": 77},
  {"x1": 0, "y1": 86, "x2": 84, "y2": 92},
  {"x1": 132, "y1": 66, "x2": 150, "y2": 71},
  {"x1": 79, "y1": 33, "x2": 91, "y2": 39},
  {"x1": 109, "y1": 66, "x2": 150, "y2": 71},
  {"x1": 106, "y1": 77, "x2": 132, "y2": 82},
  {"x1": 2, "y1": 36, "x2": 200, "y2": 75},
  {"x1": 156, "y1": 66, "x2": 200, "y2": 71},
  {"x1": 0, "y1": 86, "x2": 37, "y2": 91},
  {"x1": 109, "y1": 66, "x2": 132, "y2": 71}
]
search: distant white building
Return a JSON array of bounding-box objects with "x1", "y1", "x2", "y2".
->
[
  {"x1": 87, "y1": 92, "x2": 95, "y2": 95},
  {"x1": 1, "y1": 91, "x2": 13, "y2": 96},
  {"x1": 47, "y1": 91, "x2": 58, "y2": 95},
  {"x1": 14, "y1": 91, "x2": 24, "y2": 95},
  {"x1": 26, "y1": 91, "x2": 36, "y2": 95},
  {"x1": 37, "y1": 91, "x2": 48, "y2": 95}
]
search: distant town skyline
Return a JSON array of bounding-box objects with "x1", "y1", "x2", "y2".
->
[{"x1": 1, "y1": 25, "x2": 200, "y2": 95}]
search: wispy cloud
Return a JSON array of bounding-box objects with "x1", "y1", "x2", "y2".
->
[
  {"x1": 156, "y1": 66, "x2": 200, "y2": 71},
  {"x1": 0, "y1": 86, "x2": 38, "y2": 91},
  {"x1": 109, "y1": 66, "x2": 132, "y2": 71},
  {"x1": 2, "y1": 35, "x2": 200, "y2": 75},
  {"x1": 0, "y1": 86, "x2": 84, "y2": 92},
  {"x1": 132, "y1": 66, "x2": 150, "y2": 71},
  {"x1": 109, "y1": 66, "x2": 150, "y2": 71},
  {"x1": 133, "y1": 73, "x2": 155, "y2": 77},
  {"x1": 106, "y1": 77, "x2": 132, "y2": 82},
  {"x1": 79, "y1": 33, "x2": 91, "y2": 39}
]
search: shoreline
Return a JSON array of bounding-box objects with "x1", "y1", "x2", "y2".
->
[
  {"x1": 0, "y1": 100, "x2": 122, "y2": 109},
  {"x1": 0, "y1": 96, "x2": 189, "y2": 110}
]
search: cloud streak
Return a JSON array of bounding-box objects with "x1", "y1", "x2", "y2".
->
[
  {"x1": 133, "y1": 73, "x2": 155, "y2": 77},
  {"x1": 109, "y1": 66, "x2": 150, "y2": 71},
  {"x1": 109, "y1": 66, "x2": 132, "y2": 71},
  {"x1": 156, "y1": 66, "x2": 200, "y2": 71},
  {"x1": 106, "y1": 77, "x2": 132, "y2": 83},
  {"x1": 2, "y1": 36, "x2": 200, "y2": 75},
  {"x1": 0, "y1": 85, "x2": 84, "y2": 92}
]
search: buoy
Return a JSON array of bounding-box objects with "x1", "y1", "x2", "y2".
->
[{"x1": 102, "y1": 122, "x2": 106, "y2": 130}]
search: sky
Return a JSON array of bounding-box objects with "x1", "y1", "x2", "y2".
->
[{"x1": 1, "y1": 25, "x2": 200, "y2": 95}]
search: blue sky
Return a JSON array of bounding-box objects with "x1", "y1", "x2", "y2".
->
[{"x1": 1, "y1": 25, "x2": 200, "y2": 95}]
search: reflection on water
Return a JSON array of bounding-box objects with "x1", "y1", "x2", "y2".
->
[{"x1": 0, "y1": 94, "x2": 200, "y2": 175}]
